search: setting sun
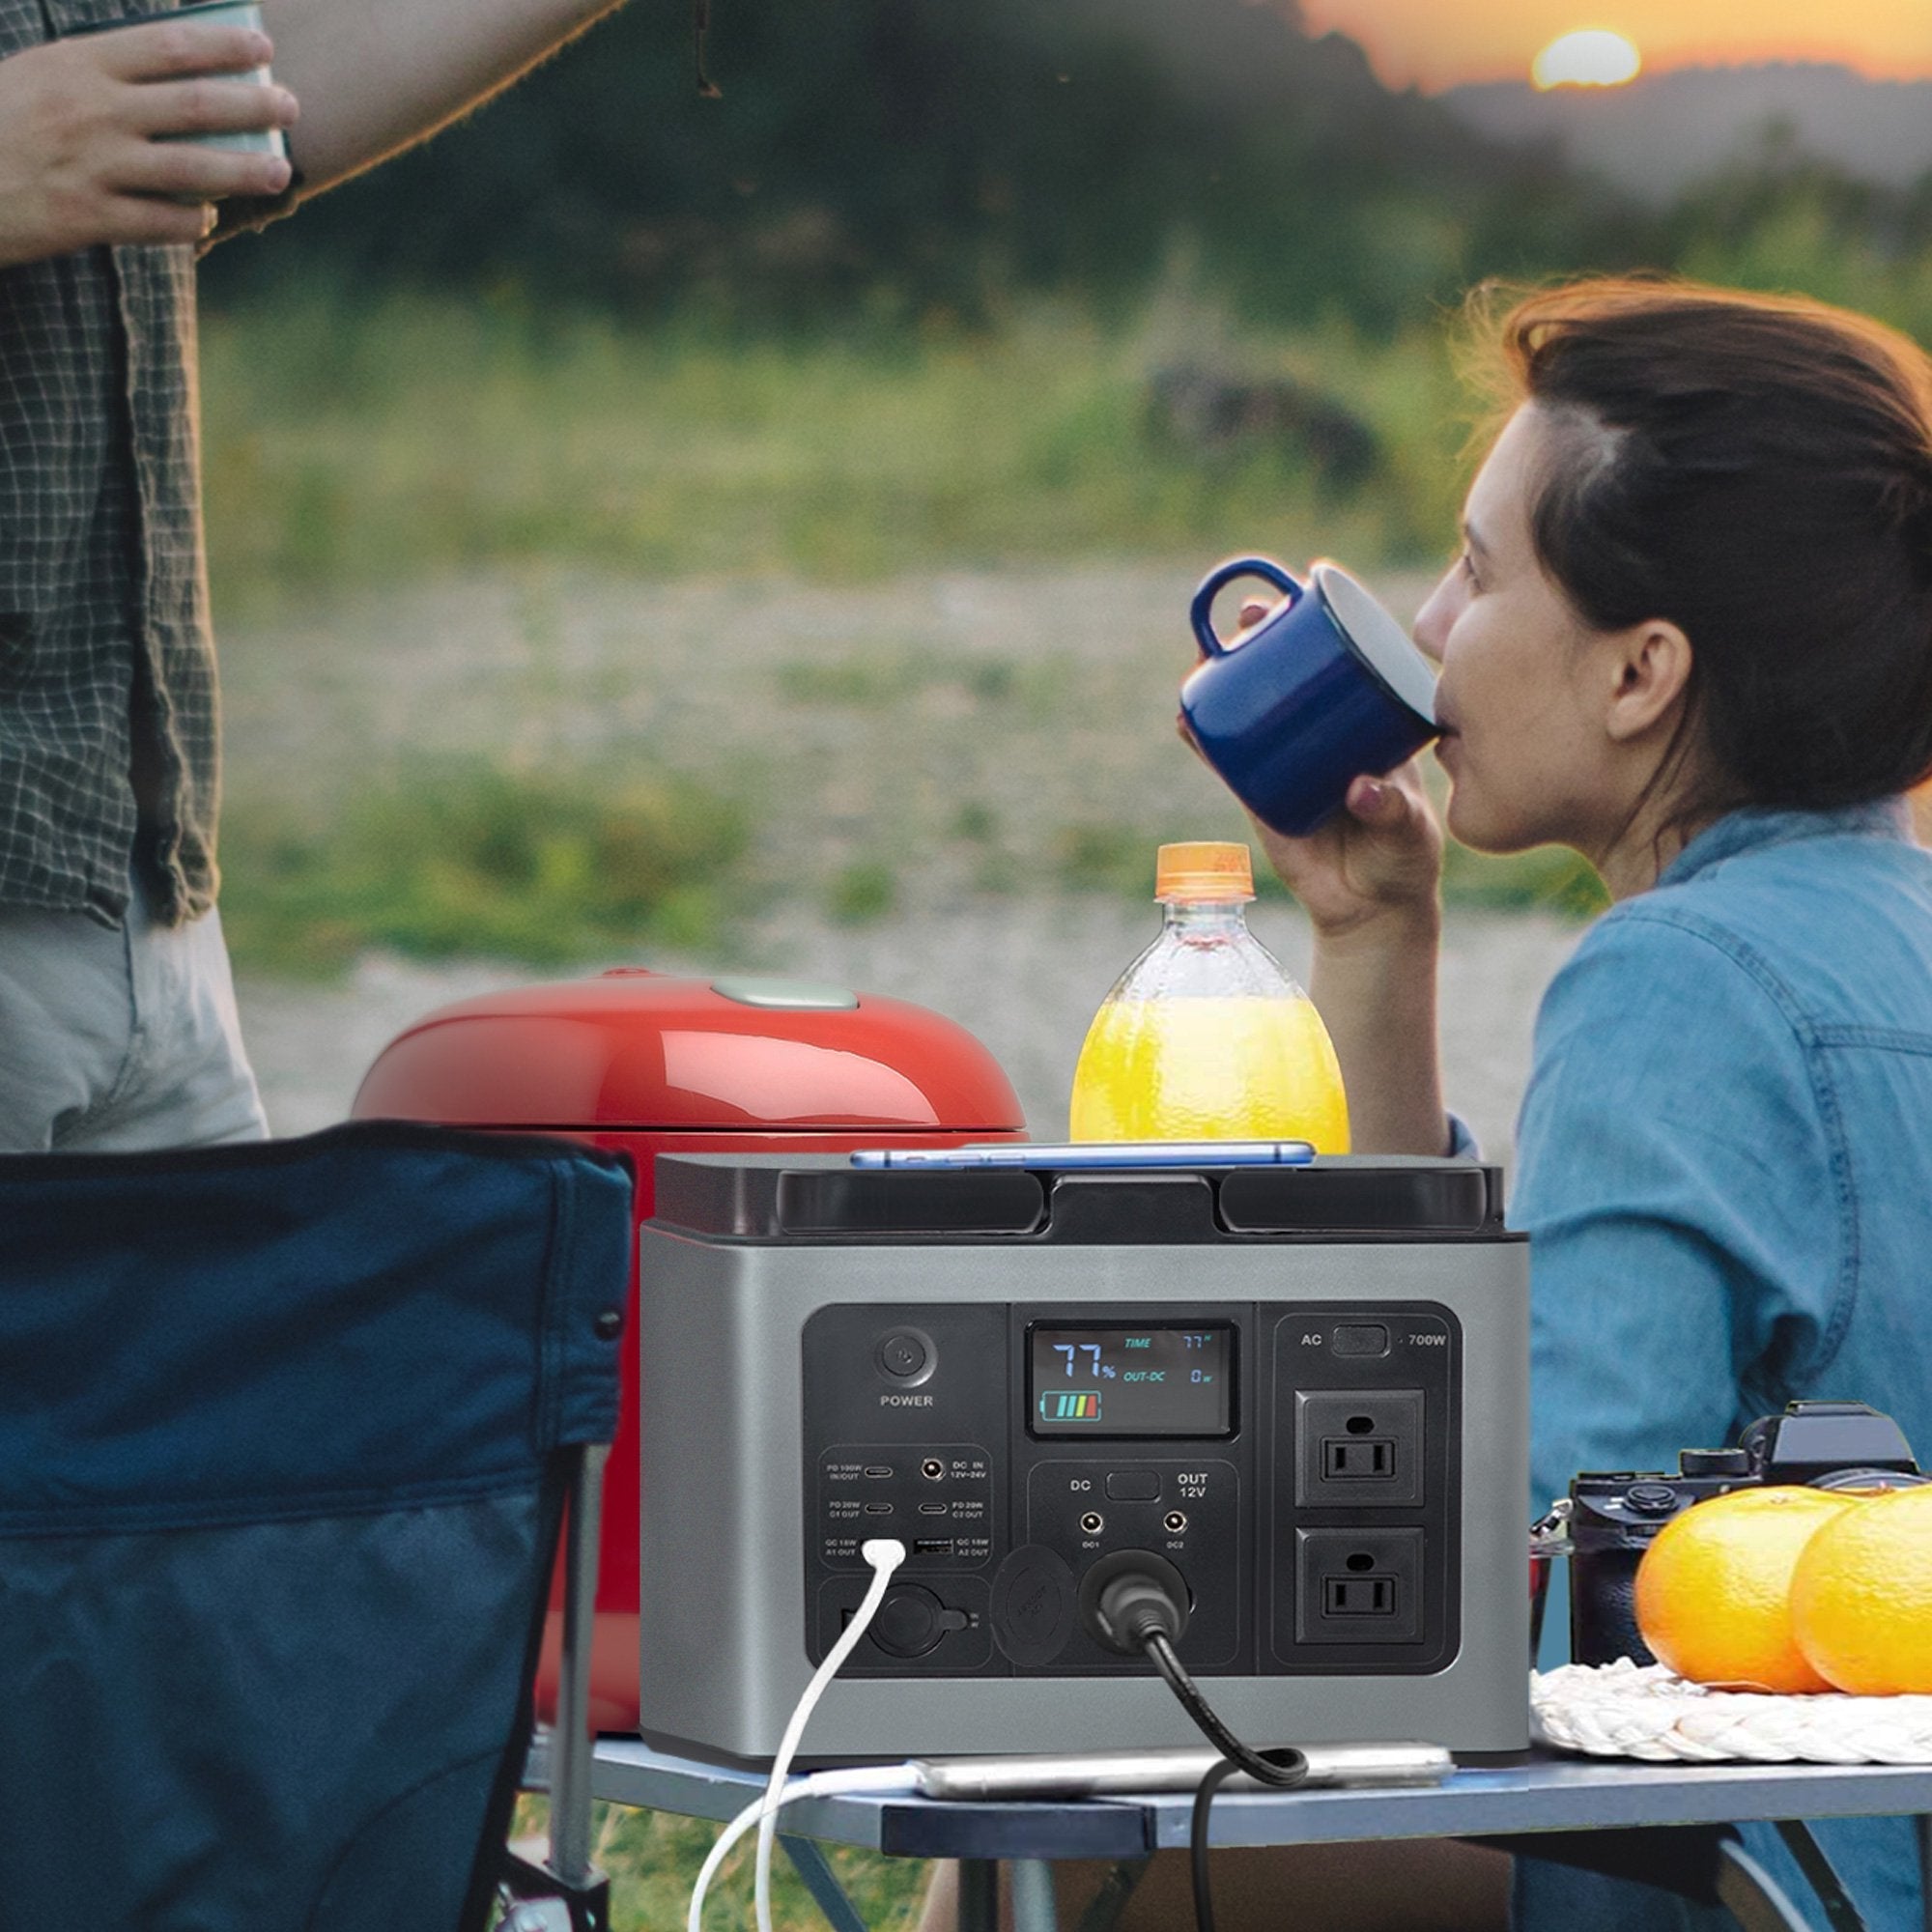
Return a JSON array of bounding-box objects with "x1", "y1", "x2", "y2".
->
[
  {"x1": 1302, "y1": 0, "x2": 1932, "y2": 93},
  {"x1": 1532, "y1": 27, "x2": 1644, "y2": 86}
]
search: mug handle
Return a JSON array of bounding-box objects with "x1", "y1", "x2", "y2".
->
[{"x1": 1189, "y1": 556, "x2": 1305, "y2": 658}]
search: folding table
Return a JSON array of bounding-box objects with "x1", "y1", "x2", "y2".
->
[{"x1": 526, "y1": 1736, "x2": 1932, "y2": 1932}]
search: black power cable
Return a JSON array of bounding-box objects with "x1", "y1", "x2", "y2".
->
[
  {"x1": 1188, "y1": 1759, "x2": 1248, "y2": 1932},
  {"x1": 1086, "y1": 1560, "x2": 1309, "y2": 1932},
  {"x1": 1144, "y1": 1634, "x2": 1309, "y2": 1932},
  {"x1": 1141, "y1": 1632, "x2": 1308, "y2": 1787}
]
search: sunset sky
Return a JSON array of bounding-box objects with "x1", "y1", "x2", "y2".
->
[{"x1": 1300, "y1": 0, "x2": 1932, "y2": 91}]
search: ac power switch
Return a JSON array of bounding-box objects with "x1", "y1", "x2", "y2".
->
[{"x1": 1331, "y1": 1323, "x2": 1389, "y2": 1357}]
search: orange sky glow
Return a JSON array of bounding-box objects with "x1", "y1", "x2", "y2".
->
[{"x1": 1299, "y1": 0, "x2": 1932, "y2": 91}]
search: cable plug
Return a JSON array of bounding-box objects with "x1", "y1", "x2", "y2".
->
[
  {"x1": 1100, "y1": 1572, "x2": 1187, "y2": 1649},
  {"x1": 1080, "y1": 1549, "x2": 1191, "y2": 1656}
]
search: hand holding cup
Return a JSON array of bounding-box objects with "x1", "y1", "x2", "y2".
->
[
  {"x1": 0, "y1": 1, "x2": 297, "y2": 264},
  {"x1": 1179, "y1": 558, "x2": 1445, "y2": 938}
]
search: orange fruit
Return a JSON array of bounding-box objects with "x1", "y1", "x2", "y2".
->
[
  {"x1": 1790, "y1": 1484, "x2": 1932, "y2": 1695},
  {"x1": 1634, "y1": 1486, "x2": 1861, "y2": 1692}
]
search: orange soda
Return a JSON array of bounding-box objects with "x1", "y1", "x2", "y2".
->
[{"x1": 1068, "y1": 841, "x2": 1350, "y2": 1150}]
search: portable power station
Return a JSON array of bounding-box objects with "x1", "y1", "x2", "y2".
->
[{"x1": 638, "y1": 1151, "x2": 1529, "y2": 1766}]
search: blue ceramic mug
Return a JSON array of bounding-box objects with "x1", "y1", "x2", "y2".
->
[{"x1": 1180, "y1": 556, "x2": 1438, "y2": 838}]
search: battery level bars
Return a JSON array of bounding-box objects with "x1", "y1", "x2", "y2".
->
[{"x1": 1041, "y1": 1391, "x2": 1102, "y2": 1421}]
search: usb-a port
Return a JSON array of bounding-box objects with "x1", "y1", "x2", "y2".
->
[{"x1": 912, "y1": 1538, "x2": 954, "y2": 1557}]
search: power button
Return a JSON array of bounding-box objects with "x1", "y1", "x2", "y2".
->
[{"x1": 877, "y1": 1331, "x2": 931, "y2": 1380}]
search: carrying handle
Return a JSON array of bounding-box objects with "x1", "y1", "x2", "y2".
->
[{"x1": 1189, "y1": 556, "x2": 1305, "y2": 659}]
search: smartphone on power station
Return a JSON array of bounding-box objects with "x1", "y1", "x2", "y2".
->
[{"x1": 850, "y1": 1141, "x2": 1317, "y2": 1171}]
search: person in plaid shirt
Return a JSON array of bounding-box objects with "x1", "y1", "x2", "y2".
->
[{"x1": 0, "y1": 0, "x2": 631, "y2": 1151}]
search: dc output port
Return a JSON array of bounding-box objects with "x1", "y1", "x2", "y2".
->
[
  {"x1": 921, "y1": 1458, "x2": 945, "y2": 1481},
  {"x1": 1080, "y1": 1511, "x2": 1104, "y2": 1535},
  {"x1": 1164, "y1": 1511, "x2": 1188, "y2": 1534}
]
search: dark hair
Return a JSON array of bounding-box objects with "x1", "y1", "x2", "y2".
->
[{"x1": 1480, "y1": 276, "x2": 1932, "y2": 814}]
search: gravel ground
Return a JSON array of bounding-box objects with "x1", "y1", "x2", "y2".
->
[
  {"x1": 221, "y1": 559, "x2": 1585, "y2": 1162},
  {"x1": 216, "y1": 557, "x2": 1431, "y2": 918}
]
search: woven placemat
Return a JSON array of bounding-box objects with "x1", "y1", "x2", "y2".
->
[{"x1": 1533, "y1": 1659, "x2": 1932, "y2": 1764}]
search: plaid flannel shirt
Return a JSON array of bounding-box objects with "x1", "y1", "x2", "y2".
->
[{"x1": 0, "y1": 0, "x2": 217, "y2": 926}]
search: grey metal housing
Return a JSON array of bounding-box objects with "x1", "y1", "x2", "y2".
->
[{"x1": 638, "y1": 1157, "x2": 1529, "y2": 1765}]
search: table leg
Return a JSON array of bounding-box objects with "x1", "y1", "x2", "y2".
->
[
  {"x1": 1074, "y1": 1859, "x2": 1151, "y2": 1932},
  {"x1": 1009, "y1": 1860, "x2": 1060, "y2": 1932},
  {"x1": 957, "y1": 1860, "x2": 1000, "y2": 1932},
  {"x1": 778, "y1": 1833, "x2": 870, "y2": 1932},
  {"x1": 1772, "y1": 1820, "x2": 1865, "y2": 1932}
]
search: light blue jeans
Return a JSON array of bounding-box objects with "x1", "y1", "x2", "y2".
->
[{"x1": 0, "y1": 876, "x2": 267, "y2": 1151}]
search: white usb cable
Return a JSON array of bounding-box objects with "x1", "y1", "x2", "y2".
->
[
  {"x1": 682, "y1": 1761, "x2": 916, "y2": 1932},
  {"x1": 753, "y1": 1538, "x2": 907, "y2": 1932},
  {"x1": 686, "y1": 1537, "x2": 910, "y2": 1932}
]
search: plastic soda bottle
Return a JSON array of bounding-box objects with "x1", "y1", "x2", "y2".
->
[{"x1": 1067, "y1": 841, "x2": 1350, "y2": 1150}]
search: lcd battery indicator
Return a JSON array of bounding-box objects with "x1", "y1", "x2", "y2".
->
[
  {"x1": 1041, "y1": 1391, "x2": 1102, "y2": 1421},
  {"x1": 1028, "y1": 1323, "x2": 1236, "y2": 1438}
]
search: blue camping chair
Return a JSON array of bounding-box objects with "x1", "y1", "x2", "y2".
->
[{"x1": 0, "y1": 1122, "x2": 632, "y2": 1932}]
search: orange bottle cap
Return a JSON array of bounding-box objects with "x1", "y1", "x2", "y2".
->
[{"x1": 1154, "y1": 841, "x2": 1255, "y2": 902}]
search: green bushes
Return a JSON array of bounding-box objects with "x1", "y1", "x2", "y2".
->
[{"x1": 217, "y1": 760, "x2": 750, "y2": 975}]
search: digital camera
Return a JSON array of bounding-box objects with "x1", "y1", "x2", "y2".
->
[{"x1": 1534, "y1": 1400, "x2": 1924, "y2": 1666}]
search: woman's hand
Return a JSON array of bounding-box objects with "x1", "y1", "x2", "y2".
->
[
  {"x1": 1248, "y1": 760, "x2": 1442, "y2": 943},
  {"x1": 1180, "y1": 599, "x2": 1444, "y2": 941}
]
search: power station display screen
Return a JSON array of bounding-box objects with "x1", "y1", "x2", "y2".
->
[{"x1": 1028, "y1": 1324, "x2": 1234, "y2": 1437}]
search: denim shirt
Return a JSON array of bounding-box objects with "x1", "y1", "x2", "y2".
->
[{"x1": 1509, "y1": 800, "x2": 1932, "y2": 1932}]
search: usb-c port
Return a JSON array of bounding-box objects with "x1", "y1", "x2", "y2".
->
[
  {"x1": 864, "y1": 1502, "x2": 894, "y2": 1515},
  {"x1": 918, "y1": 1502, "x2": 949, "y2": 1516},
  {"x1": 864, "y1": 1464, "x2": 894, "y2": 1478}
]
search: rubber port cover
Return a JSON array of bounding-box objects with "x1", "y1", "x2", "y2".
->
[{"x1": 990, "y1": 1547, "x2": 1077, "y2": 1667}]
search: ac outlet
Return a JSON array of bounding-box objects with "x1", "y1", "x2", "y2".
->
[
  {"x1": 1295, "y1": 1527, "x2": 1423, "y2": 1643},
  {"x1": 1324, "y1": 1575, "x2": 1393, "y2": 1615},
  {"x1": 1323, "y1": 1437, "x2": 1394, "y2": 1479},
  {"x1": 1294, "y1": 1388, "x2": 1424, "y2": 1507}
]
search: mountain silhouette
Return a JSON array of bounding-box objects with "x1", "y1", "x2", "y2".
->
[{"x1": 1442, "y1": 64, "x2": 1932, "y2": 201}]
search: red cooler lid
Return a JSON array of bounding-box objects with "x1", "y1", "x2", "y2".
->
[{"x1": 351, "y1": 970, "x2": 1026, "y2": 1132}]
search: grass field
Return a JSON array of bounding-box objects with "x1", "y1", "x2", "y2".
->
[{"x1": 199, "y1": 290, "x2": 1475, "y2": 617}]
